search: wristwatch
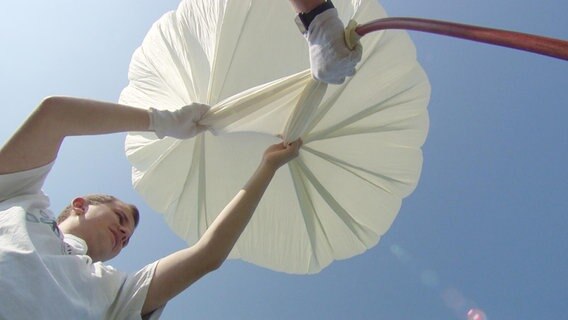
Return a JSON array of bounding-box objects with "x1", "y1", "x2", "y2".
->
[{"x1": 294, "y1": 0, "x2": 335, "y2": 34}]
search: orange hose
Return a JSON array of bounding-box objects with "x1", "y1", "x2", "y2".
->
[{"x1": 355, "y1": 17, "x2": 568, "y2": 61}]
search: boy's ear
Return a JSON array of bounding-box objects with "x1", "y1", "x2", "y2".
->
[{"x1": 71, "y1": 197, "x2": 89, "y2": 215}]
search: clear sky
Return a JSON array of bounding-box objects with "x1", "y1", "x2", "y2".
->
[{"x1": 1, "y1": 0, "x2": 567, "y2": 319}]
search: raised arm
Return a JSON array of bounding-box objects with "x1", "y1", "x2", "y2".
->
[
  {"x1": 0, "y1": 96, "x2": 208, "y2": 174},
  {"x1": 141, "y1": 139, "x2": 302, "y2": 316},
  {"x1": 0, "y1": 97, "x2": 150, "y2": 174},
  {"x1": 288, "y1": 0, "x2": 325, "y2": 13}
]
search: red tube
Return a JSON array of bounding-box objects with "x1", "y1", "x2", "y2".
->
[{"x1": 355, "y1": 17, "x2": 568, "y2": 61}]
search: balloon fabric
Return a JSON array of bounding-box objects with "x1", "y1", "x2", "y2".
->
[{"x1": 119, "y1": 0, "x2": 430, "y2": 274}]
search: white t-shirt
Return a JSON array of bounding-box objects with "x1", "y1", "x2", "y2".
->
[{"x1": 0, "y1": 163, "x2": 163, "y2": 319}]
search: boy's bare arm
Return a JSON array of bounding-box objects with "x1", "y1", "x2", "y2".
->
[
  {"x1": 141, "y1": 140, "x2": 302, "y2": 316},
  {"x1": 0, "y1": 96, "x2": 150, "y2": 174}
]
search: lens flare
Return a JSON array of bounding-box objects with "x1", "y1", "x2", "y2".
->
[{"x1": 467, "y1": 308, "x2": 487, "y2": 320}]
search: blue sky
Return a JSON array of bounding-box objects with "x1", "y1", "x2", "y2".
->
[{"x1": 1, "y1": 0, "x2": 567, "y2": 319}]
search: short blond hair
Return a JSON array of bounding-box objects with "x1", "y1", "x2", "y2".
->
[{"x1": 57, "y1": 194, "x2": 139, "y2": 227}]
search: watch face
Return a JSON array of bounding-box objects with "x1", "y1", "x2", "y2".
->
[{"x1": 294, "y1": 15, "x2": 307, "y2": 34}]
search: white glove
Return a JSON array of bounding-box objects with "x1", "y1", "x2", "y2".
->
[
  {"x1": 306, "y1": 8, "x2": 362, "y2": 84},
  {"x1": 148, "y1": 103, "x2": 210, "y2": 139}
]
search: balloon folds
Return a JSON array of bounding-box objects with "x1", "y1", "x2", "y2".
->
[{"x1": 120, "y1": 0, "x2": 431, "y2": 274}]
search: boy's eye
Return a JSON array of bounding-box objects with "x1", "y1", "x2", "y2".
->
[{"x1": 116, "y1": 212, "x2": 124, "y2": 224}]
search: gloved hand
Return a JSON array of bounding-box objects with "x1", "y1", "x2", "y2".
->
[
  {"x1": 148, "y1": 103, "x2": 210, "y2": 139},
  {"x1": 306, "y1": 8, "x2": 362, "y2": 84}
]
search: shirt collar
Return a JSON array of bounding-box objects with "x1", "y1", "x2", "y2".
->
[{"x1": 63, "y1": 233, "x2": 88, "y2": 255}]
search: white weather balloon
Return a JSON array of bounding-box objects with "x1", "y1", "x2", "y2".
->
[{"x1": 119, "y1": 0, "x2": 430, "y2": 274}]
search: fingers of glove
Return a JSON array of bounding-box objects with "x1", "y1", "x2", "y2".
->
[
  {"x1": 149, "y1": 103, "x2": 210, "y2": 139},
  {"x1": 310, "y1": 48, "x2": 359, "y2": 84},
  {"x1": 350, "y1": 43, "x2": 363, "y2": 63},
  {"x1": 313, "y1": 71, "x2": 345, "y2": 85},
  {"x1": 179, "y1": 103, "x2": 210, "y2": 122},
  {"x1": 307, "y1": 9, "x2": 362, "y2": 84},
  {"x1": 171, "y1": 103, "x2": 210, "y2": 138},
  {"x1": 194, "y1": 124, "x2": 209, "y2": 135}
]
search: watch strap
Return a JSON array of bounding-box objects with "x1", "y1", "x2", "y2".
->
[{"x1": 298, "y1": 0, "x2": 335, "y2": 31}]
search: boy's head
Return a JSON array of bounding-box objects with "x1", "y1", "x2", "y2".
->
[{"x1": 57, "y1": 194, "x2": 139, "y2": 262}]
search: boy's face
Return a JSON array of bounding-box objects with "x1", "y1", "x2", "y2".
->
[{"x1": 69, "y1": 199, "x2": 137, "y2": 262}]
